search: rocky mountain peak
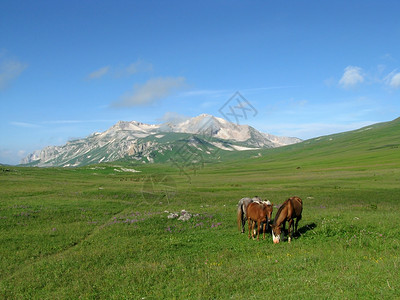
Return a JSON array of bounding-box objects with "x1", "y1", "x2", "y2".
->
[{"x1": 20, "y1": 114, "x2": 302, "y2": 167}]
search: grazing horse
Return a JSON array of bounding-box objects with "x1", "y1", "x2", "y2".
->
[
  {"x1": 270, "y1": 196, "x2": 303, "y2": 244},
  {"x1": 246, "y1": 201, "x2": 274, "y2": 240},
  {"x1": 237, "y1": 196, "x2": 266, "y2": 233}
]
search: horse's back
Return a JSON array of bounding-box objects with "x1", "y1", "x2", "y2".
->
[
  {"x1": 247, "y1": 202, "x2": 267, "y2": 220},
  {"x1": 246, "y1": 202, "x2": 258, "y2": 219},
  {"x1": 238, "y1": 197, "x2": 252, "y2": 207},
  {"x1": 289, "y1": 196, "x2": 303, "y2": 217}
]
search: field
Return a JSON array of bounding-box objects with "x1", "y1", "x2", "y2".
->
[{"x1": 1, "y1": 119, "x2": 400, "y2": 299}]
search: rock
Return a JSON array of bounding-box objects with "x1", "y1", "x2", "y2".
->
[
  {"x1": 178, "y1": 210, "x2": 192, "y2": 221},
  {"x1": 167, "y1": 210, "x2": 193, "y2": 221},
  {"x1": 178, "y1": 213, "x2": 192, "y2": 221},
  {"x1": 167, "y1": 213, "x2": 179, "y2": 219}
]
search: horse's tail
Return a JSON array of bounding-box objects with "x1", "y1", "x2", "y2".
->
[{"x1": 237, "y1": 204, "x2": 243, "y2": 231}]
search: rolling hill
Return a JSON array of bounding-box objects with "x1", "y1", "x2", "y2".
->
[{"x1": 260, "y1": 116, "x2": 400, "y2": 168}]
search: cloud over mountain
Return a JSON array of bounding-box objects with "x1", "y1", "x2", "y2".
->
[
  {"x1": 158, "y1": 112, "x2": 190, "y2": 124},
  {"x1": 112, "y1": 76, "x2": 186, "y2": 108}
]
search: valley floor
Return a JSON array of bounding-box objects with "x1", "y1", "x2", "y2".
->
[{"x1": 1, "y1": 160, "x2": 400, "y2": 299}]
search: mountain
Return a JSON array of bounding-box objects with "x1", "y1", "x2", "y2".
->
[{"x1": 20, "y1": 114, "x2": 301, "y2": 167}]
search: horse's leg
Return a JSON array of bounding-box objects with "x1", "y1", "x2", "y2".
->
[
  {"x1": 288, "y1": 219, "x2": 293, "y2": 243},
  {"x1": 247, "y1": 219, "x2": 251, "y2": 238},
  {"x1": 283, "y1": 220, "x2": 286, "y2": 235},
  {"x1": 257, "y1": 221, "x2": 260, "y2": 240},
  {"x1": 237, "y1": 206, "x2": 242, "y2": 232},
  {"x1": 262, "y1": 222, "x2": 266, "y2": 240},
  {"x1": 250, "y1": 220, "x2": 253, "y2": 239},
  {"x1": 251, "y1": 220, "x2": 256, "y2": 240}
]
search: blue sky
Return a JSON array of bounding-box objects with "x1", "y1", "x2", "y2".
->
[{"x1": 1, "y1": 1, "x2": 400, "y2": 164}]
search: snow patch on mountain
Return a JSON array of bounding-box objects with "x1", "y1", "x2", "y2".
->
[{"x1": 210, "y1": 142, "x2": 234, "y2": 151}]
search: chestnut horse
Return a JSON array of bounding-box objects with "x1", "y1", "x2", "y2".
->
[
  {"x1": 270, "y1": 196, "x2": 303, "y2": 244},
  {"x1": 246, "y1": 201, "x2": 273, "y2": 240}
]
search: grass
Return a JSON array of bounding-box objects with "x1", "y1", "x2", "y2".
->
[{"x1": 1, "y1": 118, "x2": 400, "y2": 299}]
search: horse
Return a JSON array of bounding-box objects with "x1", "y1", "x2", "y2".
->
[
  {"x1": 246, "y1": 201, "x2": 274, "y2": 240},
  {"x1": 237, "y1": 196, "x2": 265, "y2": 233},
  {"x1": 270, "y1": 196, "x2": 302, "y2": 244}
]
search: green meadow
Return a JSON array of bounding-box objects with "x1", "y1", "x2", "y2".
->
[{"x1": 1, "y1": 118, "x2": 400, "y2": 299}]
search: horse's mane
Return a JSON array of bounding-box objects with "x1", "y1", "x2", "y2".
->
[{"x1": 273, "y1": 198, "x2": 290, "y2": 225}]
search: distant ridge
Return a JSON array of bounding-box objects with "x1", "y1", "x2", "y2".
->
[{"x1": 20, "y1": 114, "x2": 301, "y2": 167}]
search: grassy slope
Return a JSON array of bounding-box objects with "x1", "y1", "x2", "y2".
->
[{"x1": 1, "y1": 118, "x2": 400, "y2": 299}]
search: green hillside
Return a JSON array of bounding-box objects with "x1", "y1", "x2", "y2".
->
[
  {"x1": 1, "y1": 118, "x2": 400, "y2": 298},
  {"x1": 214, "y1": 116, "x2": 400, "y2": 169},
  {"x1": 273, "y1": 116, "x2": 400, "y2": 166}
]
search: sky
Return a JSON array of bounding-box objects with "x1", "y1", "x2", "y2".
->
[{"x1": 1, "y1": 1, "x2": 400, "y2": 165}]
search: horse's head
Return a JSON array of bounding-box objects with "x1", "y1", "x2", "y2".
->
[
  {"x1": 262, "y1": 200, "x2": 274, "y2": 224},
  {"x1": 270, "y1": 224, "x2": 281, "y2": 244}
]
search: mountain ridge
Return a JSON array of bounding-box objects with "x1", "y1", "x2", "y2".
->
[{"x1": 20, "y1": 114, "x2": 301, "y2": 167}]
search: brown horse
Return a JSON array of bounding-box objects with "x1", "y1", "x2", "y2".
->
[
  {"x1": 246, "y1": 201, "x2": 273, "y2": 240},
  {"x1": 270, "y1": 196, "x2": 302, "y2": 244}
]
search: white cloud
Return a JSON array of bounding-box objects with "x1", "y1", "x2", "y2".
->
[
  {"x1": 10, "y1": 121, "x2": 41, "y2": 128},
  {"x1": 112, "y1": 77, "x2": 186, "y2": 108},
  {"x1": 157, "y1": 112, "x2": 190, "y2": 124},
  {"x1": 182, "y1": 86, "x2": 300, "y2": 98},
  {"x1": 0, "y1": 57, "x2": 28, "y2": 90},
  {"x1": 115, "y1": 60, "x2": 153, "y2": 77},
  {"x1": 382, "y1": 69, "x2": 400, "y2": 89},
  {"x1": 339, "y1": 66, "x2": 364, "y2": 88},
  {"x1": 41, "y1": 119, "x2": 115, "y2": 125},
  {"x1": 87, "y1": 60, "x2": 152, "y2": 80},
  {"x1": 18, "y1": 150, "x2": 26, "y2": 157},
  {"x1": 381, "y1": 53, "x2": 395, "y2": 61},
  {"x1": 0, "y1": 148, "x2": 15, "y2": 165},
  {"x1": 0, "y1": 148, "x2": 30, "y2": 165},
  {"x1": 240, "y1": 85, "x2": 301, "y2": 93},
  {"x1": 87, "y1": 66, "x2": 110, "y2": 80},
  {"x1": 389, "y1": 72, "x2": 400, "y2": 89},
  {"x1": 181, "y1": 89, "x2": 230, "y2": 98}
]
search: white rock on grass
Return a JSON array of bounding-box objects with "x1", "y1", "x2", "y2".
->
[
  {"x1": 167, "y1": 213, "x2": 179, "y2": 219},
  {"x1": 178, "y1": 210, "x2": 192, "y2": 221},
  {"x1": 167, "y1": 210, "x2": 193, "y2": 221}
]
